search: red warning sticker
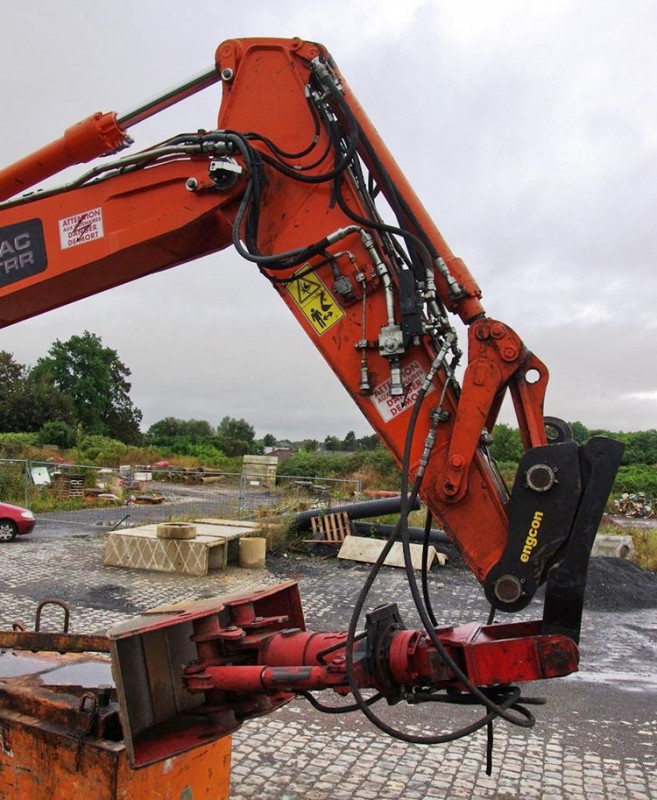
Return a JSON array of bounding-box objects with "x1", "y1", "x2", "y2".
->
[
  {"x1": 370, "y1": 360, "x2": 435, "y2": 422},
  {"x1": 58, "y1": 208, "x2": 104, "y2": 249}
]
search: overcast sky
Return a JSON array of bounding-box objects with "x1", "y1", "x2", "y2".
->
[{"x1": 1, "y1": 1, "x2": 655, "y2": 440}]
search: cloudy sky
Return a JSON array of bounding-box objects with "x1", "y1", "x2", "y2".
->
[{"x1": 1, "y1": 1, "x2": 655, "y2": 439}]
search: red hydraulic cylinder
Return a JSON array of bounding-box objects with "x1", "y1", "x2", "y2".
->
[
  {"x1": 0, "y1": 64, "x2": 221, "y2": 202},
  {"x1": 184, "y1": 664, "x2": 346, "y2": 693},
  {"x1": 0, "y1": 111, "x2": 129, "y2": 201},
  {"x1": 109, "y1": 582, "x2": 581, "y2": 763},
  {"x1": 182, "y1": 622, "x2": 579, "y2": 697}
]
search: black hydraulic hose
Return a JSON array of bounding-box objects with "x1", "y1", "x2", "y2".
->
[
  {"x1": 343, "y1": 369, "x2": 537, "y2": 744},
  {"x1": 421, "y1": 510, "x2": 439, "y2": 627},
  {"x1": 353, "y1": 116, "x2": 439, "y2": 261},
  {"x1": 397, "y1": 472, "x2": 537, "y2": 732},
  {"x1": 294, "y1": 495, "x2": 420, "y2": 531},
  {"x1": 350, "y1": 521, "x2": 448, "y2": 546},
  {"x1": 298, "y1": 689, "x2": 384, "y2": 715},
  {"x1": 258, "y1": 99, "x2": 358, "y2": 186},
  {"x1": 245, "y1": 94, "x2": 322, "y2": 160},
  {"x1": 333, "y1": 173, "x2": 434, "y2": 274}
]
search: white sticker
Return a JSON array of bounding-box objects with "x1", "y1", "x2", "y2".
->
[
  {"x1": 370, "y1": 360, "x2": 435, "y2": 422},
  {"x1": 58, "y1": 207, "x2": 104, "y2": 249}
]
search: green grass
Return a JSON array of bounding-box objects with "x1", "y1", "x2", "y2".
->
[{"x1": 627, "y1": 527, "x2": 657, "y2": 572}]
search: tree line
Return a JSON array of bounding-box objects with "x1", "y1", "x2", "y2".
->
[
  {"x1": 489, "y1": 422, "x2": 657, "y2": 467},
  {"x1": 0, "y1": 331, "x2": 387, "y2": 459},
  {"x1": 145, "y1": 416, "x2": 257, "y2": 458},
  {"x1": 0, "y1": 332, "x2": 142, "y2": 446},
  {"x1": 1, "y1": 332, "x2": 656, "y2": 476},
  {"x1": 143, "y1": 420, "x2": 381, "y2": 458}
]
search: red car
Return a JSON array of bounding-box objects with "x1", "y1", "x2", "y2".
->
[{"x1": 0, "y1": 501, "x2": 36, "y2": 542}]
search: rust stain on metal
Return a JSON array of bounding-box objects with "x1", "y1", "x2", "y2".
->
[
  {"x1": 0, "y1": 648, "x2": 231, "y2": 798},
  {"x1": 0, "y1": 631, "x2": 110, "y2": 653}
]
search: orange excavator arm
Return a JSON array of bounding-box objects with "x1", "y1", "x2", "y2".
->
[{"x1": 0, "y1": 37, "x2": 621, "y2": 637}]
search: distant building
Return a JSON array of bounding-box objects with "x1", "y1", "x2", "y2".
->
[{"x1": 264, "y1": 446, "x2": 294, "y2": 460}]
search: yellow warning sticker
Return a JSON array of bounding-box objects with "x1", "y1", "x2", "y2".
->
[{"x1": 286, "y1": 267, "x2": 344, "y2": 334}]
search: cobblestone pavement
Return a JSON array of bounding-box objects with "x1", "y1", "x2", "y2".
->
[{"x1": 0, "y1": 527, "x2": 654, "y2": 800}]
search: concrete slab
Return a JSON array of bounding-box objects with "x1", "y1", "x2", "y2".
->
[
  {"x1": 337, "y1": 534, "x2": 446, "y2": 569},
  {"x1": 592, "y1": 533, "x2": 635, "y2": 559},
  {"x1": 104, "y1": 520, "x2": 262, "y2": 576},
  {"x1": 193, "y1": 519, "x2": 261, "y2": 531}
]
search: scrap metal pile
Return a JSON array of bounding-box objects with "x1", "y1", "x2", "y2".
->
[{"x1": 614, "y1": 492, "x2": 654, "y2": 518}]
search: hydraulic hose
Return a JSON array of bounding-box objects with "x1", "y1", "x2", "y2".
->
[
  {"x1": 294, "y1": 495, "x2": 420, "y2": 531},
  {"x1": 351, "y1": 521, "x2": 449, "y2": 546}
]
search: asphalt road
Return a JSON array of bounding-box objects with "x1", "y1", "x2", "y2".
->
[{"x1": 32, "y1": 483, "x2": 271, "y2": 534}]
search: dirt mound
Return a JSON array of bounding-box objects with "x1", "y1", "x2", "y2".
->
[{"x1": 585, "y1": 557, "x2": 657, "y2": 611}]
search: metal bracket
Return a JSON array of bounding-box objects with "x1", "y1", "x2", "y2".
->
[{"x1": 541, "y1": 436, "x2": 625, "y2": 642}]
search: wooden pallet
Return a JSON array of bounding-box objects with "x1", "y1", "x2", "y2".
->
[{"x1": 306, "y1": 511, "x2": 351, "y2": 545}]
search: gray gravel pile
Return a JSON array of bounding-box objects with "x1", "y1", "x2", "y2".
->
[{"x1": 584, "y1": 556, "x2": 657, "y2": 611}]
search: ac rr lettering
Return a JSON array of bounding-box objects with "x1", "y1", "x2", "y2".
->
[
  {"x1": 0, "y1": 219, "x2": 47, "y2": 288},
  {"x1": 1, "y1": 250, "x2": 34, "y2": 274},
  {"x1": 0, "y1": 232, "x2": 35, "y2": 275},
  {"x1": 0, "y1": 232, "x2": 30, "y2": 256}
]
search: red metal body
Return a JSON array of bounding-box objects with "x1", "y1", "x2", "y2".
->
[
  {"x1": 0, "y1": 37, "x2": 551, "y2": 584},
  {"x1": 0, "y1": 38, "x2": 623, "y2": 770},
  {"x1": 107, "y1": 583, "x2": 578, "y2": 766},
  {"x1": 183, "y1": 621, "x2": 578, "y2": 692}
]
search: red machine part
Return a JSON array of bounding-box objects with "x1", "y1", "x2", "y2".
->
[
  {"x1": 0, "y1": 37, "x2": 547, "y2": 586},
  {"x1": 183, "y1": 622, "x2": 577, "y2": 692},
  {"x1": 107, "y1": 582, "x2": 577, "y2": 767},
  {"x1": 179, "y1": 584, "x2": 577, "y2": 710},
  {"x1": 0, "y1": 112, "x2": 130, "y2": 202},
  {"x1": 1, "y1": 38, "x2": 623, "y2": 764}
]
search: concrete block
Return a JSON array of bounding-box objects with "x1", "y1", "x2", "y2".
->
[
  {"x1": 591, "y1": 534, "x2": 635, "y2": 559},
  {"x1": 239, "y1": 537, "x2": 267, "y2": 568},
  {"x1": 337, "y1": 535, "x2": 446, "y2": 569},
  {"x1": 104, "y1": 520, "x2": 262, "y2": 575}
]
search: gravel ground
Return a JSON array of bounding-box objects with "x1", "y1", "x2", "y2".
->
[
  {"x1": 584, "y1": 557, "x2": 657, "y2": 611},
  {"x1": 0, "y1": 518, "x2": 654, "y2": 799}
]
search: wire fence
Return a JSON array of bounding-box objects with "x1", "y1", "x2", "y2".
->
[{"x1": 0, "y1": 459, "x2": 362, "y2": 527}]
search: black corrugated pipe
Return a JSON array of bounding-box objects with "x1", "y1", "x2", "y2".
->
[
  {"x1": 294, "y1": 495, "x2": 420, "y2": 531},
  {"x1": 351, "y1": 521, "x2": 449, "y2": 546}
]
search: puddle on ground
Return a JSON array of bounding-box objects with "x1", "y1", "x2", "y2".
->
[
  {"x1": 567, "y1": 670, "x2": 657, "y2": 694},
  {"x1": 0, "y1": 650, "x2": 113, "y2": 686},
  {"x1": 41, "y1": 661, "x2": 114, "y2": 687},
  {"x1": 0, "y1": 650, "x2": 55, "y2": 678}
]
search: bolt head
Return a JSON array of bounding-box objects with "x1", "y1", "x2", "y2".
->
[
  {"x1": 494, "y1": 575, "x2": 523, "y2": 604},
  {"x1": 526, "y1": 463, "x2": 556, "y2": 492}
]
